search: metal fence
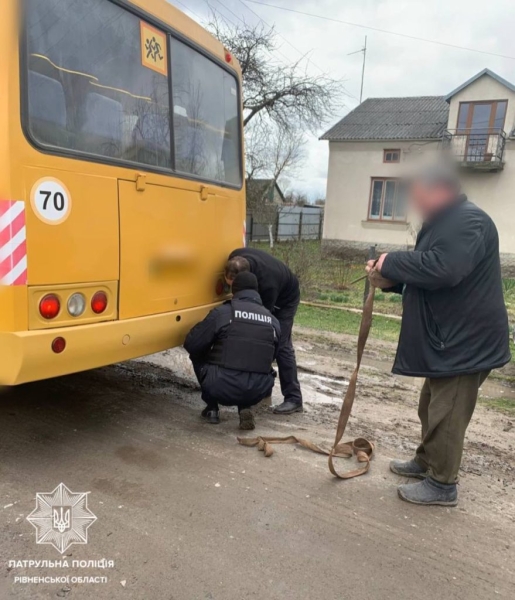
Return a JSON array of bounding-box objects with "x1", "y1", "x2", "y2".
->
[{"x1": 246, "y1": 206, "x2": 324, "y2": 244}]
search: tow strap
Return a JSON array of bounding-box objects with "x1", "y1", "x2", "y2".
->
[{"x1": 237, "y1": 282, "x2": 376, "y2": 480}]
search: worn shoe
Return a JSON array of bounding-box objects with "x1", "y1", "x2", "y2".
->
[
  {"x1": 398, "y1": 477, "x2": 458, "y2": 507},
  {"x1": 390, "y1": 458, "x2": 428, "y2": 479},
  {"x1": 239, "y1": 408, "x2": 256, "y2": 431},
  {"x1": 273, "y1": 401, "x2": 303, "y2": 415},
  {"x1": 201, "y1": 407, "x2": 220, "y2": 425}
]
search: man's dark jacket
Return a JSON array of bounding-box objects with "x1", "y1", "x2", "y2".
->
[
  {"x1": 184, "y1": 290, "x2": 281, "y2": 405},
  {"x1": 229, "y1": 248, "x2": 299, "y2": 312},
  {"x1": 381, "y1": 197, "x2": 510, "y2": 378}
]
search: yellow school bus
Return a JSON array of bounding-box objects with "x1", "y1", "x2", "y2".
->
[{"x1": 0, "y1": 0, "x2": 245, "y2": 385}]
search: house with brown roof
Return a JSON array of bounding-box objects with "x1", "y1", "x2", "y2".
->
[{"x1": 320, "y1": 69, "x2": 515, "y2": 265}]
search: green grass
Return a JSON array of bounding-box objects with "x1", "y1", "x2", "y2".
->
[
  {"x1": 478, "y1": 397, "x2": 515, "y2": 414},
  {"x1": 503, "y1": 278, "x2": 515, "y2": 296},
  {"x1": 489, "y1": 371, "x2": 515, "y2": 383},
  {"x1": 296, "y1": 304, "x2": 401, "y2": 343},
  {"x1": 250, "y1": 241, "x2": 406, "y2": 316},
  {"x1": 252, "y1": 240, "x2": 515, "y2": 341}
]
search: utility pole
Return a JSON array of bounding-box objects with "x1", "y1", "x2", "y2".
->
[
  {"x1": 348, "y1": 36, "x2": 367, "y2": 104},
  {"x1": 360, "y1": 36, "x2": 367, "y2": 104}
]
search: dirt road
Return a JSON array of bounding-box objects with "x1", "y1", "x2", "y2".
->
[{"x1": 1, "y1": 329, "x2": 514, "y2": 599}]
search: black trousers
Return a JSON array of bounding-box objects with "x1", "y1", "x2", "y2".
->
[
  {"x1": 190, "y1": 358, "x2": 274, "y2": 411},
  {"x1": 274, "y1": 293, "x2": 303, "y2": 406}
]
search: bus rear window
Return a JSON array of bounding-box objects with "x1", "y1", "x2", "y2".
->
[
  {"x1": 25, "y1": 0, "x2": 171, "y2": 169},
  {"x1": 171, "y1": 39, "x2": 242, "y2": 188}
]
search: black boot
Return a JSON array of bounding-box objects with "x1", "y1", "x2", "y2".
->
[
  {"x1": 239, "y1": 408, "x2": 255, "y2": 431},
  {"x1": 273, "y1": 401, "x2": 303, "y2": 415},
  {"x1": 398, "y1": 477, "x2": 458, "y2": 507},
  {"x1": 201, "y1": 406, "x2": 220, "y2": 425}
]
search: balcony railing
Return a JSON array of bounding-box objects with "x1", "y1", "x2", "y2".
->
[{"x1": 442, "y1": 128, "x2": 506, "y2": 171}]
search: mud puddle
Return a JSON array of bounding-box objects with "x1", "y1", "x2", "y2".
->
[
  {"x1": 298, "y1": 371, "x2": 348, "y2": 403},
  {"x1": 137, "y1": 326, "x2": 515, "y2": 500}
]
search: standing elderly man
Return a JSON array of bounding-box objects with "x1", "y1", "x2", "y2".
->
[{"x1": 367, "y1": 166, "x2": 510, "y2": 507}]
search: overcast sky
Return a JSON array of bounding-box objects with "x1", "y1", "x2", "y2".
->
[{"x1": 169, "y1": 0, "x2": 515, "y2": 200}]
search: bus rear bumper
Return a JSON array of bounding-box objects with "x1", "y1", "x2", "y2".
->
[{"x1": 0, "y1": 304, "x2": 217, "y2": 385}]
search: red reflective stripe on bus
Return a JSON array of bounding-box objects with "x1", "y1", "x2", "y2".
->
[
  {"x1": 7, "y1": 211, "x2": 26, "y2": 239},
  {"x1": 0, "y1": 239, "x2": 27, "y2": 277},
  {"x1": 12, "y1": 265, "x2": 28, "y2": 286},
  {"x1": 0, "y1": 200, "x2": 14, "y2": 217},
  {"x1": 0, "y1": 201, "x2": 27, "y2": 286}
]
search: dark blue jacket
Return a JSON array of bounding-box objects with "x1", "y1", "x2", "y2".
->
[{"x1": 184, "y1": 291, "x2": 281, "y2": 405}]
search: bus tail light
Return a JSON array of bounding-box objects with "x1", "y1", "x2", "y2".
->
[
  {"x1": 51, "y1": 337, "x2": 66, "y2": 354},
  {"x1": 40, "y1": 295, "x2": 61, "y2": 320},
  {"x1": 68, "y1": 293, "x2": 86, "y2": 317},
  {"x1": 225, "y1": 51, "x2": 232, "y2": 63},
  {"x1": 91, "y1": 291, "x2": 108, "y2": 314},
  {"x1": 215, "y1": 279, "x2": 224, "y2": 296}
]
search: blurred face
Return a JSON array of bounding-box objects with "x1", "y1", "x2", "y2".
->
[{"x1": 409, "y1": 181, "x2": 458, "y2": 220}]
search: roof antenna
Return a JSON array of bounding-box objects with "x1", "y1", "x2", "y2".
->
[{"x1": 348, "y1": 36, "x2": 367, "y2": 104}]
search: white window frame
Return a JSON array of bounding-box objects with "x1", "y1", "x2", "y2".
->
[{"x1": 367, "y1": 177, "x2": 406, "y2": 222}]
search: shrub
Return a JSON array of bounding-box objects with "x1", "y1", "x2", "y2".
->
[
  {"x1": 274, "y1": 241, "x2": 321, "y2": 299},
  {"x1": 503, "y1": 278, "x2": 515, "y2": 297}
]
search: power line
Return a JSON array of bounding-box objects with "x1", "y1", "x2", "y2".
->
[
  {"x1": 212, "y1": 0, "x2": 295, "y2": 66},
  {"x1": 235, "y1": 0, "x2": 326, "y2": 74},
  {"x1": 206, "y1": 0, "x2": 240, "y2": 28},
  {"x1": 225, "y1": 0, "x2": 358, "y2": 103},
  {"x1": 173, "y1": 0, "x2": 354, "y2": 104},
  {"x1": 244, "y1": 0, "x2": 515, "y2": 61},
  {"x1": 213, "y1": 0, "x2": 254, "y2": 30},
  {"x1": 172, "y1": 0, "x2": 206, "y2": 23}
]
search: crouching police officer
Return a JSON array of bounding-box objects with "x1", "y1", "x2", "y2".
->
[
  {"x1": 184, "y1": 272, "x2": 281, "y2": 430},
  {"x1": 226, "y1": 247, "x2": 303, "y2": 415}
]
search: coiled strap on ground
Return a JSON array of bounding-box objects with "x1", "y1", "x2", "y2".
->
[{"x1": 238, "y1": 284, "x2": 377, "y2": 480}]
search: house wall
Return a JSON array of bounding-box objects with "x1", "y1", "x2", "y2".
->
[
  {"x1": 459, "y1": 144, "x2": 515, "y2": 267},
  {"x1": 323, "y1": 75, "x2": 515, "y2": 266},
  {"x1": 323, "y1": 140, "x2": 430, "y2": 254},
  {"x1": 447, "y1": 75, "x2": 515, "y2": 265},
  {"x1": 447, "y1": 75, "x2": 515, "y2": 134},
  {"x1": 271, "y1": 187, "x2": 284, "y2": 205}
]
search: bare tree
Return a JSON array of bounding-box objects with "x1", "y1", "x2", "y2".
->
[
  {"x1": 209, "y1": 15, "x2": 343, "y2": 246},
  {"x1": 246, "y1": 122, "x2": 305, "y2": 205},
  {"x1": 246, "y1": 123, "x2": 305, "y2": 246},
  {"x1": 210, "y1": 17, "x2": 343, "y2": 133},
  {"x1": 284, "y1": 191, "x2": 310, "y2": 207}
]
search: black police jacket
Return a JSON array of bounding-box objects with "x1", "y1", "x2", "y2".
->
[
  {"x1": 381, "y1": 197, "x2": 511, "y2": 378},
  {"x1": 208, "y1": 297, "x2": 276, "y2": 374},
  {"x1": 184, "y1": 291, "x2": 281, "y2": 404},
  {"x1": 229, "y1": 248, "x2": 300, "y2": 312}
]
